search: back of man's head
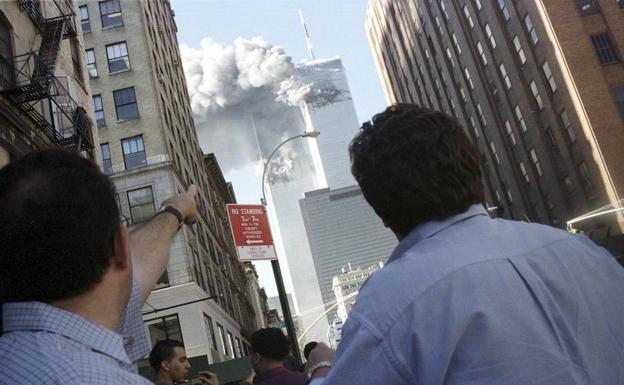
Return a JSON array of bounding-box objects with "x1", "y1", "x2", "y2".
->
[
  {"x1": 350, "y1": 104, "x2": 484, "y2": 237},
  {"x1": 149, "y1": 339, "x2": 185, "y2": 372},
  {"x1": 251, "y1": 328, "x2": 290, "y2": 362},
  {"x1": 0, "y1": 149, "x2": 119, "y2": 303}
]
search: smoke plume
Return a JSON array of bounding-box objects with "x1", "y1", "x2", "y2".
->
[{"x1": 181, "y1": 37, "x2": 311, "y2": 181}]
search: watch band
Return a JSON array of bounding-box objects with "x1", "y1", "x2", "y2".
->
[
  {"x1": 157, "y1": 205, "x2": 184, "y2": 230},
  {"x1": 306, "y1": 361, "x2": 331, "y2": 381}
]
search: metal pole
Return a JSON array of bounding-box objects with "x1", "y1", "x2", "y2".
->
[{"x1": 258, "y1": 131, "x2": 319, "y2": 366}]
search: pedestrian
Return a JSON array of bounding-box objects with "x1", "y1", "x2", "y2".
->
[
  {"x1": 149, "y1": 340, "x2": 191, "y2": 385},
  {"x1": 305, "y1": 104, "x2": 624, "y2": 384},
  {"x1": 0, "y1": 149, "x2": 198, "y2": 384},
  {"x1": 248, "y1": 328, "x2": 305, "y2": 385}
]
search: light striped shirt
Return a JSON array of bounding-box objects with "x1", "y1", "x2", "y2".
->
[{"x1": 0, "y1": 280, "x2": 151, "y2": 384}]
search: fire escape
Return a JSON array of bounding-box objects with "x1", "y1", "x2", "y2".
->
[{"x1": 0, "y1": 0, "x2": 94, "y2": 154}]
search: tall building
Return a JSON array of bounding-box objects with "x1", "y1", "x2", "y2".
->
[
  {"x1": 265, "y1": 58, "x2": 361, "y2": 343},
  {"x1": 299, "y1": 185, "x2": 397, "y2": 326},
  {"x1": 366, "y1": 0, "x2": 624, "y2": 257},
  {"x1": 78, "y1": 0, "x2": 258, "y2": 370},
  {"x1": 0, "y1": 0, "x2": 96, "y2": 167},
  {"x1": 332, "y1": 261, "x2": 384, "y2": 323}
]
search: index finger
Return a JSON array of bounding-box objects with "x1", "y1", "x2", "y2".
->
[{"x1": 186, "y1": 184, "x2": 197, "y2": 198}]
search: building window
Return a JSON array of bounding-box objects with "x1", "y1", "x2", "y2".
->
[
  {"x1": 499, "y1": 64, "x2": 511, "y2": 89},
  {"x1": 235, "y1": 337, "x2": 243, "y2": 358},
  {"x1": 106, "y1": 41, "x2": 130, "y2": 73},
  {"x1": 79, "y1": 5, "x2": 91, "y2": 33},
  {"x1": 474, "y1": 0, "x2": 482, "y2": 11},
  {"x1": 0, "y1": 16, "x2": 14, "y2": 90},
  {"x1": 227, "y1": 331, "x2": 235, "y2": 358},
  {"x1": 578, "y1": 162, "x2": 593, "y2": 193},
  {"x1": 452, "y1": 33, "x2": 462, "y2": 54},
  {"x1": 435, "y1": 16, "x2": 443, "y2": 34},
  {"x1": 485, "y1": 24, "x2": 496, "y2": 48},
  {"x1": 542, "y1": 61, "x2": 557, "y2": 93},
  {"x1": 460, "y1": 87, "x2": 467, "y2": 102},
  {"x1": 505, "y1": 120, "x2": 516, "y2": 146},
  {"x1": 470, "y1": 115, "x2": 479, "y2": 138},
  {"x1": 70, "y1": 38, "x2": 83, "y2": 83},
  {"x1": 85, "y1": 48, "x2": 97, "y2": 78},
  {"x1": 577, "y1": 0, "x2": 600, "y2": 15},
  {"x1": 121, "y1": 135, "x2": 146, "y2": 169},
  {"x1": 464, "y1": 67, "x2": 474, "y2": 89},
  {"x1": 99, "y1": 0, "x2": 123, "y2": 29},
  {"x1": 590, "y1": 33, "x2": 619, "y2": 65},
  {"x1": 563, "y1": 176, "x2": 574, "y2": 193},
  {"x1": 524, "y1": 14, "x2": 538, "y2": 45},
  {"x1": 530, "y1": 149, "x2": 543, "y2": 176},
  {"x1": 560, "y1": 109, "x2": 576, "y2": 142},
  {"x1": 217, "y1": 324, "x2": 228, "y2": 356},
  {"x1": 92, "y1": 95, "x2": 105, "y2": 127},
  {"x1": 519, "y1": 161, "x2": 529, "y2": 183},
  {"x1": 127, "y1": 186, "x2": 155, "y2": 223},
  {"x1": 146, "y1": 314, "x2": 183, "y2": 347},
  {"x1": 476, "y1": 103, "x2": 487, "y2": 126},
  {"x1": 113, "y1": 87, "x2": 138, "y2": 120},
  {"x1": 446, "y1": 47, "x2": 455, "y2": 68},
  {"x1": 497, "y1": 0, "x2": 510, "y2": 20},
  {"x1": 463, "y1": 5, "x2": 474, "y2": 29},
  {"x1": 477, "y1": 41, "x2": 488, "y2": 65},
  {"x1": 613, "y1": 85, "x2": 624, "y2": 118},
  {"x1": 489, "y1": 141, "x2": 500, "y2": 164},
  {"x1": 203, "y1": 314, "x2": 217, "y2": 352},
  {"x1": 513, "y1": 36, "x2": 527, "y2": 65},
  {"x1": 440, "y1": 1, "x2": 450, "y2": 20},
  {"x1": 101, "y1": 143, "x2": 112, "y2": 175},
  {"x1": 515, "y1": 105, "x2": 527, "y2": 132},
  {"x1": 530, "y1": 81, "x2": 543, "y2": 109}
]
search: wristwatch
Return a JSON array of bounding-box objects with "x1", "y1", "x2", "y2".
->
[
  {"x1": 157, "y1": 205, "x2": 184, "y2": 231},
  {"x1": 306, "y1": 361, "x2": 331, "y2": 382}
]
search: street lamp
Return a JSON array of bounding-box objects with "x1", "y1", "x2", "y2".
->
[
  {"x1": 260, "y1": 130, "x2": 320, "y2": 366},
  {"x1": 261, "y1": 131, "x2": 320, "y2": 206}
]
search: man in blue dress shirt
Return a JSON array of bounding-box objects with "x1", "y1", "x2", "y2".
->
[
  {"x1": 305, "y1": 105, "x2": 624, "y2": 385},
  {"x1": 0, "y1": 150, "x2": 213, "y2": 384}
]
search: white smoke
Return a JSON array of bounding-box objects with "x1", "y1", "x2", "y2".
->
[{"x1": 181, "y1": 37, "x2": 313, "y2": 181}]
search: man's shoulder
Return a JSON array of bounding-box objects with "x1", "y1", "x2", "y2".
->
[{"x1": 349, "y1": 219, "x2": 606, "y2": 331}]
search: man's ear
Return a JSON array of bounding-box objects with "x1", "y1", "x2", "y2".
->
[
  {"x1": 161, "y1": 360, "x2": 171, "y2": 372},
  {"x1": 111, "y1": 226, "x2": 130, "y2": 270}
]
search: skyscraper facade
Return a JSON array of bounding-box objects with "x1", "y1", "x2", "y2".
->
[
  {"x1": 79, "y1": 0, "x2": 258, "y2": 368},
  {"x1": 366, "y1": 0, "x2": 624, "y2": 256},
  {"x1": 300, "y1": 186, "x2": 396, "y2": 324},
  {"x1": 265, "y1": 58, "x2": 361, "y2": 343}
]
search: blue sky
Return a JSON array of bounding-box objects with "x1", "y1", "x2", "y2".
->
[{"x1": 170, "y1": 0, "x2": 386, "y2": 298}]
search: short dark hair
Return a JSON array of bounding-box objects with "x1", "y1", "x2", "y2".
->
[
  {"x1": 303, "y1": 341, "x2": 318, "y2": 360},
  {"x1": 251, "y1": 328, "x2": 290, "y2": 361},
  {"x1": 149, "y1": 339, "x2": 185, "y2": 371},
  {"x1": 350, "y1": 104, "x2": 484, "y2": 236},
  {"x1": 0, "y1": 149, "x2": 120, "y2": 303}
]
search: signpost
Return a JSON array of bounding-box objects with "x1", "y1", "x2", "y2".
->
[{"x1": 226, "y1": 204, "x2": 277, "y2": 262}]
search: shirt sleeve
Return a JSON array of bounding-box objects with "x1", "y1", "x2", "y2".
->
[
  {"x1": 308, "y1": 379, "x2": 325, "y2": 385},
  {"x1": 320, "y1": 315, "x2": 409, "y2": 385},
  {"x1": 118, "y1": 279, "x2": 151, "y2": 362}
]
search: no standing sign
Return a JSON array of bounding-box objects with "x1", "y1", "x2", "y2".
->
[{"x1": 226, "y1": 204, "x2": 277, "y2": 261}]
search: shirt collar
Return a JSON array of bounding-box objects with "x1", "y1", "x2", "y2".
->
[
  {"x1": 387, "y1": 204, "x2": 489, "y2": 264},
  {"x1": 2, "y1": 301, "x2": 132, "y2": 364}
]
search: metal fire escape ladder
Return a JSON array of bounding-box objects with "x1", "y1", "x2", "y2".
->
[{"x1": 1, "y1": 0, "x2": 93, "y2": 153}]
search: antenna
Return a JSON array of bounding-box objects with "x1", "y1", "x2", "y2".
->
[{"x1": 299, "y1": 10, "x2": 316, "y2": 60}]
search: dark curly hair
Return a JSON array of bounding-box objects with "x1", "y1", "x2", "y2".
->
[
  {"x1": 349, "y1": 104, "x2": 484, "y2": 237},
  {"x1": 0, "y1": 149, "x2": 120, "y2": 303},
  {"x1": 251, "y1": 328, "x2": 290, "y2": 361}
]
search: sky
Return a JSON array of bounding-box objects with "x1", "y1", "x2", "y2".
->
[{"x1": 170, "y1": 0, "x2": 387, "y2": 298}]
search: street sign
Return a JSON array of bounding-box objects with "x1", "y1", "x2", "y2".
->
[{"x1": 226, "y1": 204, "x2": 277, "y2": 261}]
